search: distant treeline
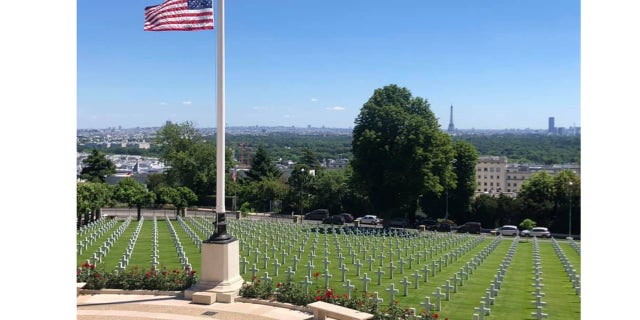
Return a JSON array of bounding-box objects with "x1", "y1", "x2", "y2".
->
[
  {"x1": 453, "y1": 134, "x2": 580, "y2": 164},
  {"x1": 78, "y1": 133, "x2": 580, "y2": 165}
]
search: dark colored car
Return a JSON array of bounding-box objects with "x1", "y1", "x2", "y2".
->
[
  {"x1": 384, "y1": 217, "x2": 411, "y2": 228},
  {"x1": 322, "y1": 215, "x2": 345, "y2": 225},
  {"x1": 304, "y1": 209, "x2": 330, "y2": 220},
  {"x1": 416, "y1": 218, "x2": 438, "y2": 230},
  {"x1": 339, "y1": 213, "x2": 354, "y2": 223},
  {"x1": 457, "y1": 222, "x2": 482, "y2": 234}
]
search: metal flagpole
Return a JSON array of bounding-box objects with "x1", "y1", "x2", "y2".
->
[
  {"x1": 207, "y1": 0, "x2": 232, "y2": 242},
  {"x1": 216, "y1": 0, "x2": 226, "y2": 214}
]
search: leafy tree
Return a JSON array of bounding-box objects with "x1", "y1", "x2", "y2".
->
[
  {"x1": 156, "y1": 186, "x2": 198, "y2": 216},
  {"x1": 243, "y1": 178, "x2": 287, "y2": 213},
  {"x1": 351, "y1": 84, "x2": 454, "y2": 219},
  {"x1": 469, "y1": 194, "x2": 498, "y2": 227},
  {"x1": 300, "y1": 147, "x2": 321, "y2": 171},
  {"x1": 310, "y1": 169, "x2": 350, "y2": 214},
  {"x1": 80, "y1": 148, "x2": 116, "y2": 183},
  {"x1": 286, "y1": 164, "x2": 315, "y2": 215},
  {"x1": 246, "y1": 145, "x2": 282, "y2": 182},
  {"x1": 175, "y1": 186, "x2": 198, "y2": 216},
  {"x1": 520, "y1": 218, "x2": 536, "y2": 230},
  {"x1": 448, "y1": 140, "x2": 479, "y2": 220},
  {"x1": 77, "y1": 182, "x2": 113, "y2": 227},
  {"x1": 113, "y1": 178, "x2": 155, "y2": 221},
  {"x1": 155, "y1": 121, "x2": 234, "y2": 203},
  {"x1": 518, "y1": 171, "x2": 557, "y2": 228},
  {"x1": 145, "y1": 173, "x2": 168, "y2": 195}
]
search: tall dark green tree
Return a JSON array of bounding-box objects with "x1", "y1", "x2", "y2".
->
[
  {"x1": 351, "y1": 84, "x2": 454, "y2": 219},
  {"x1": 80, "y1": 149, "x2": 116, "y2": 183},
  {"x1": 286, "y1": 164, "x2": 314, "y2": 215},
  {"x1": 300, "y1": 147, "x2": 321, "y2": 171},
  {"x1": 246, "y1": 145, "x2": 282, "y2": 181},
  {"x1": 447, "y1": 140, "x2": 479, "y2": 221}
]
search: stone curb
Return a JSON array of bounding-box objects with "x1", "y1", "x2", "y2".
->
[
  {"x1": 78, "y1": 286, "x2": 182, "y2": 297},
  {"x1": 76, "y1": 285, "x2": 312, "y2": 314},
  {"x1": 234, "y1": 297, "x2": 313, "y2": 314}
]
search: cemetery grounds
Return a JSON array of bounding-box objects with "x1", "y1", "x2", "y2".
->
[{"x1": 77, "y1": 215, "x2": 581, "y2": 319}]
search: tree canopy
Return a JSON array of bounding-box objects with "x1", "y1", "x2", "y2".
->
[
  {"x1": 80, "y1": 149, "x2": 115, "y2": 183},
  {"x1": 245, "y1": 145, "x2": 282, "y2": 182},
  {"x1": 351, "y1": 84, "x2": 455, "y2": 219},
  {"x1": 113, "y1": 177, "x2": 155, "y2": 221}
]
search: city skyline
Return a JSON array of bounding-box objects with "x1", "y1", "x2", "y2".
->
[{"x1": 77, "y1": 0, "x2": 580, "y2": 130}]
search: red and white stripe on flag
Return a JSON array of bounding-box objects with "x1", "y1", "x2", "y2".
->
[{"x1": 145, "y1": 0, "x2": 213, "y2": 31}]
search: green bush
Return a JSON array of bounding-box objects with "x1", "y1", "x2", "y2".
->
[{"x1": 77, "y1": 262, "x2": 198, "y2": 291}]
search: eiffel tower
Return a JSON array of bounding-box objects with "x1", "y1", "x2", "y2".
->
[{"x1": 447, "y1": 105, "x2": 455, "y2": 134}]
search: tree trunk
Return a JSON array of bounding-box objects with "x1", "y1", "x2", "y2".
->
[
  {"x1": 96, "y1": 207, "x2": 102, "y2": 220},
  {"x1": 137, "y1": 206, "x2": 142, "y2": 221}
]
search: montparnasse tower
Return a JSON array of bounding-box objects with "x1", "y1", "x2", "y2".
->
[{"x1": 447, "y1": 105, "x2": 455, "y2": 134}]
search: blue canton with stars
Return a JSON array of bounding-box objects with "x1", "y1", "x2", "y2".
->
[{"x1": 188, "y1": 0, "x2": 212, "y2": 10}]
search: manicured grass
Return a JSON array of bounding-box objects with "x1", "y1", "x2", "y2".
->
[{"x1": 76, "y1": 218, "x2": 580, "y2": 319}]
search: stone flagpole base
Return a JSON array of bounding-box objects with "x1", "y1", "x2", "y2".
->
[{"x1": 185, "y1": 239, "x2": 244, "y2": 304}]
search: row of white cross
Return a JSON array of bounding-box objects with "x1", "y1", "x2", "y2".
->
[
  {"x1": 187, "y1": 216, "x2": 214, "y2": 240},
  {"x1": 150, "y1": 217, "x2": 159, "y2": 269},
  {"x1": 568, "y1": 238, "x2": 581, "y2": 256},
  {"x1": 165, "y1": 215, "x2": 192, "y2": 271},
  {"x1": 469, "y1": 235, "x2": 519, "y2": 320},
  {"x1": 176, "y1": 216, "x2": 203, "y2": 252},
  {"x1": 420, "y1": 235, "x2": 501, "y2": 317},
  {"x1": 77, "y1": 218, "x2": 120, "y2": 256},
  {"x1": 77, "y1": 216, "x2": 109, "y2": 237},
  {"x1": 529, "y1": 237, "x2": 549, "y2": 320},
  {"x1": 230, "y1": 219, "x2": 519, "y2": 319},
  {"x1": 115, "y1": 217, "x2": 144, "y2": 272},
  {"x1": 88, "y1": 217, "x2": 131, "y2": 266},
  {"x1": 551, "y1": 238, "x2": 581, "y2": 296}
]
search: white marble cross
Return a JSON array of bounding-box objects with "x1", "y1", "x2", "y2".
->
[{"x1": 386, "y1": 283, "x2": 399, "y2": 303}]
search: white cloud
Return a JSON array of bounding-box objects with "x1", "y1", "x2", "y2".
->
[
  {"x1": 326, "y1": 106, "x2": 345, "y2": 111},
  {"x1": 160, "y1": 102, "x2": 168, "y2": 105},
  {"x1": 283, "y1": 114, "x2": 291, "y2": 118},
  {"x1": 252, "y1": 106, "x2": 266, "y2": 110},
  {"x1": 182, "y1": 100, "x2": 192, "y2": 105},
  {"x1": 310, "y1": 98, "x2": 319, "y2": 102}
]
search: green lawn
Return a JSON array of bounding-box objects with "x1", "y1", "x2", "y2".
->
[{"x1": 77, "y1": 217, "x2": 581, "y2": 319}]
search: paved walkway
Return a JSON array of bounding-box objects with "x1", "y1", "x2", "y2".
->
[{"x1": 77, "y1": 293, "x2": 315, "y2": 320}]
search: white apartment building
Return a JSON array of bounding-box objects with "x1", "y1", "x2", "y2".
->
[
  {"x1": 475, "y1": 156, "x2": 507, "y2": 196},
  {"x1": 475, "y1": 156, "x2": 580, "y2": 198}
]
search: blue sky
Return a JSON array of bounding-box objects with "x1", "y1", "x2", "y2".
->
[{"x1": 77, "y1": 0, "x2": 580, "y2": 130}]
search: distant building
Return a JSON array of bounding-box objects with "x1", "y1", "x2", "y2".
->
[
  {"x1": 548, "y1": 117, "x2": 555, "y2": 134},
  {"x1": 138, "y1": 141, "x2": 151, "y2": 149},
  {"x1": 475, "y1": 156, "x2": 508, "y2": 195},
  {"x1": 475, "y1": 155, "x2": 581, "y2": 197}
]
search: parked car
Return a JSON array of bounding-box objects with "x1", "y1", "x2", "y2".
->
[
  {"x1": 339, "y1": 213, "x2": 354, "y2": 223},
  {"x1": 322, "y1": 215, "x2": 345, "y2": 225},
  {"x1": 415, "y1": 218, "x2": 438, "y2": 231},
  {"x1": 498, "y1": 225, "x2": 519, "y2": 236},
  {"x1": 304, "y1": 209, "x2": 330, "y2": 221},
  {"x1": 359, "y1": 215, "x2": 380, "y2": 225},
  {"x1": 522, "y1": 227, "x2": 551, "y2": 238},
  {"x1": 384, "y1": 217, "x2": 410, "y2": 228},
  {"x1": 457, "y1": 222, "x2": 482, "y2": 234}
]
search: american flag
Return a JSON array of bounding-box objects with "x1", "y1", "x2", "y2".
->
[{"x1": 145, "y1": 0, "x2": 213, "y2": 31}]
